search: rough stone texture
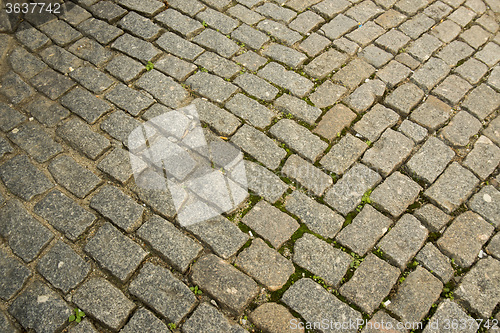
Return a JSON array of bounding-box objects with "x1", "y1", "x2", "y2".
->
[
  {"x1": 437, "y1": 211, "x2": 494, "y2": 267},
  {"x1": 0, "y1": 246, "x2": 31, "y2": 301},
  {"x1": 73, "y1": 277, "x2": 135, "y2": 331},
  {"x1": 416, "y1": 243, "x2": 454, "y2": 283},
  {"x1": 484, "y1": 114, "x2": 500, "y2": 147},
  {"x1": 235, "y1": 238, "x2": 294, "y2": 291},
  {"x1": 129, "y1": 263, "x2": 196, "y2": 324},
  {"x1": 324, "y1": 163, "x2": 382, "y2": 216},
  {"x1": 340, "y1": 254, "x2": 400, "y2": 314},
  {"x1": 425, "y1": 162, "x2": 480, "y2": 214},
  {"x1": 258, "y1": 63, "x2": 314, "y2": 98},
  {"x1": 137, "y1": 215, "x2": 202, "y2": 273},
  {"x1": 182, "y1": 302, "x2": 246, "y2": 333},
  {"x1": 283, "y1": 278, "x2": 362, "y2": 331},
  {"x1": 353, "y1": 104, "x2": 400, "y2": 142},
  {"x1": 285, "y1": 190, "x2": 343, "y2": 239},
  {"x1": 293, "y1": 233, "x2": 352, "y2": 287},
  {"x1": 191, "y1": 254, "x2": 259, "y2": 315},
  {"x1": 469, "y1": 185, "x2": 500, "y2": 229},
  {"x1": 121, "y1": 308, "x2": 170, "y2": 333},
  {"x1": 486, "y1": 233, "x2": 500, "y2": 259},
  {"x1": 454, "y1": 257, "x2": 500, "y2": 318},
  {"x1": 410, "y1": 96, "x2": 452, "y2": 131},
  {"x1": 423, "y1": 300, "x2": 477, "y2": 333},
  {"x1": 226, "y1": 94, "x2": 275, "y2": 129},
  {"x1": 274, "y1": 94, "x2": 321, "y2": 126},
  {"x1": 282, "y1": 154, "x2": 333, "y2": 196},
  {"x1": 313, "y1": 104, "x2": 356, "y2": 141},
  {"x1": 441, "y1": 111, "x2": 482, "y2": 147},
  {"x1": 377, "y1": 214, "x2": 428, "y2": 270},
  {"x1": 136, "y1": 69, "x2": 190, "y2": 108},
  {"x1": 60, "y1": 87, "x2": 111, "y2": 124},
  {"x1": 388, "y1": 266, "x2": 443, "y2": 322},
  {"x1": 250, "y1": 303, "x2": 303, "y2": 333},
  {"x1": 463, "y1": 136, "x2": 500, "y2": 180},
  {"x1": 320, "y1": 133, "x2": 368, "y2": 175},
  {"x1": 309, "y1": 80, "x2": 348, "y2": 108},
  {"x1": 371, "y1": 172, "x2": 422, "y2": 217},
  {"x1": 362, "y1": 129, "x2": 415, "y2": 177},
  {"x1": 85, "y1": 222, "x2": 147, "y2": 282},
  {"x1": 414, "y1": 204, "x2": 452, "y2": 233},
  {"x1": 7, "y1": 122, "x2": 62, "y2": 163},
  {"x1": 385, "y1": 83, "x2": 425, "y2": 116},
  {"x1": 245, "y1": 161, "x2": 288, "y2": 203}
]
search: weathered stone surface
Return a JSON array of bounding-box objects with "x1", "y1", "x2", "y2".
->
[
  {"x1": 129, "y1": 263, "x2": 196, "y2": 324},
  {"x1": 454, "y1": 257, "x2": 500, "y2": 318},
  {"x1": 0, "y1": 246, "x2": 31, "y2": 301},
  {"x1": 186, "y1": 72, "x2": 238, "y2": 103},
  {"x1": 304, "y1": 49, "x2": 348, "y2": 80},
  {"x1": 138, "y1": 215, "x2": 202, "y2": 273},
  {"x1": 242, "y1": 200, "x2": 299, "y2": 249},
  {"x1": 60, "y1": 87, "x2": 111, "y2": 124},
  {"x1": 309, "y1": 80, "x2": 347, "y2": 108},
  {"x1": 285, "y1": 190, "x2": 343, "y2": 239},
  {"x1": 362, "y1": 129, "x2": 415, "y2": 177},
  {"x1": 0, "y1": 102, "x2": 26, "y2": 132},
  {"x1": 320, "y1": 133, "x2": 368, "y2": 175},
  {"x1": 314, "y1": 104, "x2": 356, "y2": 141},
  {"x1": 183, "y1": 302, "x2": 245, "y2": 333},
  {"x1": 388, "y1": 267, "x2": 443, "y2": 322},
  {"x1": 414, "y1": 204, "x2": 451, "y2": 233},
  {"x1": 105, "y1": 55, "x2": 144, "y2": 83},
  {"x1": 433, "y1": 75, "x2": 472, "y2": 106},
  {"x1": 9, "y1": 281, "x2": 71, "y2": 333},
  {"x1": 68, "y1": 37, "x2": 113, "y2": 66},
  {"x1": 410, "y1": 96, "x2": 452, "y2": 131},
  {"x1": 274, "y1": 94, "x2": 321, "y2": 126},
  {"x1": 85, "y1": 222, "x2": 147, "y2": 282},
  {"x1": 437, "y1": 211, "x2": 494, "y2": 267},
  {"x1": 186, "y1": 215, "x2": 249, "y2": 259},
  {"x1": 226, "y1": 94, "x2": 275, "y2": 129},
  {"x1": 362, "y1": 311, "x2": 408, "y2": 333},
  {"x1": 270, "y1": 119, "x2": 327, "y2": 162},
  {"x1": 236, "y1": 238, "x2": 294, "y2": 291},
  {"x1": 385, "y1": 83, "x2": 424, "y2": 116},
  {"x1": 74, "y1": 277, "x2": 135, "y2": 331},
  {"x1": 294, "y1": 233, "x2": 351, "y2": 287},
  {"x1": 344, "y1": 79, "x2": 386, "y2": 113},
  {"x1": 57, "y1": 118, "x2": 111, "y2": 160},
  {"x1": 441, "y1": 111, "x2": 482, "y2": 147},
  {"x1": 425, "y1": 162, "x2": 479, "y2": 213},
  {"x1": 90, "y1": 185, "x2": 144, "y2": 232},
  {"x1": 377, "y1": 214, "x2": 428, "y2": 270},
  {"x1": 7, "y1": 122, "x2": 63, "y2": 163},
  {"x1": 121, "y1": 308, "x2": 170, "y2": 333},
  {"x1": 69, "y1": 66, "x2": 114, "y2": 94},
  {"x1": 340, "y1": 254, "x2": 400, "y2": 314},
  {"x1": 0, "y1": 155, "x2": 54, "y2": 202},
  {"x1": 258, "y1": 63, "x2": 314, "y2": 98},
  {"x1": 136, "y1": 69, "x2": 190, "y2": 108},
  {"x1": 324, "y1": 163, "x2": 382, "y2": 216},
  {"x1": 469, "y1": 185, "x2": 500, "y2": 229},
  {"x1": 37, "y1": 241, "x2": 90, "y2": 293},
  {"x1": 192, "y1": 99, "x2": 241, "y2": 136},
  {"x1": 105, "y1": 84, "x2": 154, "y2": 116},
  {"x1": 283, "y1": 278, "x2": 362, "y2": 331},
  {"x1": 30, "y1": 68, "x2": 76, "y2": 100},
  {"x1": 250, "y1": 303, "x2": 303, "y2": 333},
  {"x1": 484, "y1": 114, "x2": 500, "y2": 147},
  {"x1": 282, "y1": 154, "x2": 333, "y2": 196},
  {"x1": 416, "y1": 243, "x2": 454, "y2": 283},
  {"x1": 486, "y1": 232, "x2": 500, "y2": 259},
  {"x1": 371, "y1": 172, "x2": 422, "y2": 217},
  {"x1": 464, "y1": 136, "x2": 500, "y2": 180},
  {"x1": 353, "y1": 104, "x2": 400, "y2": 142},
  {"x1": 0, "y1": 71, "x2": 34, "y2": 104},
  {"x1": 423, "y1": 299, "x2": 477, "y2": 333},
  {"x1": 332, "y1": 58, "x2": 376, "y2": 90},
  {"x1": 191, "y1": 254, "x2": 259, "y2": 314}
]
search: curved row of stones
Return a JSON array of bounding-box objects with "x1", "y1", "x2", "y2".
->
[{"x1": 0, "y1": 0, "x2": 499, "y2": 332}]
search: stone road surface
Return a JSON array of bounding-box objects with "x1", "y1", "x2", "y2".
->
[{"x1": 0, "y1": 0, "x2": 500, "y2": 332}]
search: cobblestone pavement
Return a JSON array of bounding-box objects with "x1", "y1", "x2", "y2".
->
[{"x1": 0, "y1": 0, "x2": 500, "y2": 332}]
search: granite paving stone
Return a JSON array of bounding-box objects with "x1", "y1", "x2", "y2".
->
[
  {"x1": 324, "y1": 163, "x2": 382, "y2": 216},
  {"x1": 234, "y1": 73, "x2": 278, "y2": 102},
  {"x1": 385, "y1": 83, "x2": 424, "y2": 116},
  {"x1": 156, "y1": 31, "x2": 204, "y2": 61},
  {"x1": 191, "y1": 254, "x2": 259, "y2": 315},
  {"x1": 235, "y1": 238, "x2": 294, "y2": 291},
  {"x1": 242, "y1": 200, "x2": 299, "y2": 249},
  {"x1": 36, "y1": 241, "x2": 90, "y2": 293},
  {"x1": 59, "y1": 3, "x2": 92, "y2": 26},
  {"x1": 437, "y1": 211, "x2": 494, "y2": 267},
  {"x1": 298, "y1": 33, "x2": 331, "y2": 57},
  {"x1": 118, "y1": 12, "x2": 161, "y2": 40},
  {"x1": 226, "y1": 94, "x2": 275, "y2": 129},
  {"x1": 434, "y1": 75, "x2": 473, "y2": 106},
  {"x1": 358, "y1": 45, "x2": 393, "y2": 68},
  {"x1": 303, "y1": 49, "x2": 348, "y2": 80},
  {"x1": 194, "y1": 52, "x2": 241, "y2": 79},
  {"x1": 116, "y1": 0, "x2": 165, "y2": 16},
  {"x1": 90, "y1": 0, "x2": 127, "y2": 23},
  {"x1": 336, "y1": 204, "x2": 393, "y2": 256},
  {"x1": 100, "y1": 110, "x2": 141, "y2": 145},
  {"x1": 454, "y1": 58, "x2": 489, "y2": 85},
  {"x1": 156, "y1": 9, "x2": 202, "y2": 38},
  {"x1": 69, "y1": 66, "x2": 114, "y2": 94},
  {"x1": 8, "y1": 47, "x2": 47, "y2": 80},
  {"x1": 68, "y1": 37, "x2": 113, "y2": 66},
  {"x1": 416, "y1": 243, "x2": 454, "y2": 283},
  {"x1": 289, "y1": 10, "x2": 324, "y2": 34},
  {"x1": 57, "y1": 117, "x2": 111, "y2": 160},
  {"x1": 414, "y1": 203, "x2": 452, "y2": 233},
  {"x1": 312, "y1": 0, "x2": 350, "y2": 17},
  {"x1": 0, "y1": 137, "x2": 12, "y2": 159},
  {"x1": 320, "y1": 14, "x2": 358, "y2": 40},
  {"x1": 256, "y1": 3, "x2": 296, "y2": 23},
  {"x1": 231, "y1": 23, "x2": 270, "y2": 50},
  {"x1": 410, "y1": 96, "x2": 452, "y2": 131},
  {"x1": 40, "y1": 19, "x2": 82, "y2": 46},
  {"x1": 274, "y1": 94, "x2": 321, "y2": 125},
  {"x1": 250, "y1": 303, "x2": 304, "y2": 333},
  {"x1": 34, "y1": 189, "x2": 96, "y2": 241},
  {"x1": 431, "y1": 20, "x2": 462, "y2": 43},
  {"x1": 227, "y1": 4, "x2": 264, "y2": 25},
  {"x1": 387, "y1": 266, "x2": 443, "y2": 323},
  {"x1": 186, "y1": 215, "x2": 250, "y2": 259},
  {"x1": 60, "y1": 87, "x2": 111, "y2": 124},
  {"x1": 130, "y1": 170, "x2": 177, "y2": 219},
  {"x1": 186, "y1": 72, "x2": 238, "y2": 103},
  {"x1": 137, "y1": 215, "x2": 202, "y2": 273},
  {"x1": 196, "y1": 7, "x2": 239, "y2": 34},
  {"x1": 331, "y1": 57, "x2": 376, "y2": 90},
  {"x1": 462, "y1": 84, "x2": 500, "y2": 121},
  {"x1": 362, "y1": 311, "x2": 408, "y2": 333},
  {"x1": 411, "y1": 57, "x2": 451, "y2": 93},
  {"x1": 111, "y1": 33, "x2": 161, "y2": 63},
  {"x1": 40, "y1": 45, "x2": 83, "y2": 75},
  {"x1": 105, "y1": 83, "x2": 154, "y2": 116},
  {"x1": 136, "y1": 70, "x2": 190, "y2": 108},
  {"x1": 440, "y1": 111, "x2": 482, "y2": 147},
  {"x1": 105, "y1": 55, "x2": 144, "y2": 83},
  {"x1": 423, "y1": 300, "x2": 477, "y2": 333},
  {"x1": 156, "y1": 54, "x2": 197, "y2": 81},
  {"x1": 0, "y1": 246, "x2": 31, "y2": 301},
  {"x1": 425, "y1": 162, "x2": 479, "y2": 213},
  {"x1": 486, "y1": 232, "x2": 500, "y2": 259},
  {"x1": 73, "y1": 277, "x2": 135, "y2": 331},
  {"x1": 399, "y1": 13, "x2": 435, "y2": 39},
  {"x1": 282, "y1": 154, "x2": 333, "y2": 196},
  {"x1": 375, "y1": 29, "x2": 411, "y2": 54},
  {"x1": 463, "y1": 136, "x2": 500, "y2": 180},
  {"x1": 460, "y1": 25, "x2": 490, "y2": 49},
  {"x1": 0, "y1": 309, "x2": 17, "y2": 333},
  {"x1": 192, "y1": 98, "x2": 241, "y2": 136},
  {"x1": 15, "y1": 22, "x2": 50, "y2": 51},
  {"x1": 320, "y1": 133, "x2": 368, "y2": 175},
  {"x1": 0, "y1": 71, "x2": 34, "y2": 104},
  {"x1": 97, "y1": 148, "x2": 135, "y2": 184},
  {"x1": 454, "y1": 257, "x2": 500, "y2": 318},
  {"x1": 406, "y1": 136, "x2": 455, "y2": 184},
  {"x1": 468, "y1": 185, "x2": 500, "y2": 229},
  {"x1": 9, "y1": 281, "x2": 71, "y2": 333},
  {"x1": 245, "y1": 160, "x2": 287, "y2": 203},
  {"x1": 193, "y1": 29, "x2": 240, "y2": 58},
  {"x1": 371, "y1": 172, "x2": 422, "y2": 217},
  {"x1": 231, "y1": 124, "x2": 286, "y2": 170},
  {"x1": 377, "y1": 214, "x2": 428, "y2": 270},
  {"x1": 294, "y1": 233, "x2": 352, "y2": 287},
  {"x1": 48, "y1": 155, "x2": 101, "y2": 198},
  {"x1": 309, "y1": 80, "x2": 348, "y2": 108},
  {"x1": 85, "y1": 222, "x2": 147, "y2": 282},
  {"x1": 407, "y1": 34, "x2": 443, "y2": 63},
  {"x1": 0, "y1": 102, "x2": 26, "y2": 132},
  {"x1": 257, "y1": 19, "x2": 302, "y2": 46},
  {"x1": 484, "y1": 115, "x2": 500, "y2": 146},
  {"x1": 488, "y1": 66, "x2": 500, "y2": 91},
  {"x1": 283, "y1": 278, "x2": 362, "y2": 331},
  {"x1": 121, "y1": 308, "x2": 170, "y2": 333},
  {"x1": 331, "y1": 37, "x2": 361, "y2": 55},
  {"x1": 313, "y1": 104, "x2": 357, "y2": 141},
  {"x1": 183, "y1": 302, "x2": 246, "y2": 333},
  {"x1": 0, "y1": 155, "x2": 54, "y2": 202},
  {"x1": 7, "y1": 122, "x2": 63, "y2": 163},
  {"x1": 340, "y1": 254, "x2": 400, "y2": 314},
  {"x1": 77, "y1": 17, "x2": 124, "y2": 44},
  {"x1": 398, "y1": 120, "x2": 428, "y2": 143},
  {"x1": 362, "y1": 129, "x2": 415, "y2": 177},
  {"x1": 270, "y1": 119, "x2": 327, "y2": 162},
  {"x1": 262, "y1": 43, "x2": 307, "y2": 68},
  {"x1": 258, "y1": 62, "x2": 314, "y2": 98},
  {"x1": 346, "y1": 22, "x2": 386, "y2": 47},
  {"x1": 344, "y1": 79, "x2": 386, "y2": 113},
  {"x1": 24, "y1": 95, "x2": 69, "y2": 127},
  {"x1": 234, "y1": 51, "x2": 267, "y2": 71}
]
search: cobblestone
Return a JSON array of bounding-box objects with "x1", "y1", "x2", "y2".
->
[
  {"x1": 304, "y1": 49, "x2": 348, "y2": 80},
  {"x1": 314, "y1": 104, "x2": 356, "y2": 141},
  {"x1": 320, "y1": 133, "x2": 368, "y2": 175},
  {"x1": 309, "y1": 81, "x2": 347, "y2": 108},
  {"x1": 69, "y1": 66, "x2": 114, "y2": 94},
  {"x1": 8, "y1": 122, "x2": 63, "y2": 163},
  {"x1": 245, "y1": 161, "x2": 287, "y2": 203},
  {"x1": 0, "y1": 246, "x2": 31, "y2": 301},
  {"x1": 136, "y1": 69, "x2": 190, "y2": 108},
  {"x1": 414, "y1": 203, "x2": 451, "y2": 233},
  {"x1": 469, "y1": 185, "x2": 500, "y2": 229},
  {"x1": 78, "y1": 17, "x2": 123, "y2": 44},
  {"x1": 121, "y1": 308, "x2": 170, "y2": 333},
  {"x1": 156, "y1": 31, "x2": 204, "y2": 61},
  {"x1": 463, "y1": 136, "x2": 500, "y2": 180},
  {"x1": 226, "y1": 94, "x2": 275, "y2": 129},
  {"x1": 423, "y1": 300, "x2": 476, "y2": 333},
  {"x1": 48, "y1": 155, "x2": 101, "y2": 198},
  {"x1": 193, "y1": 29, "x2": 240, "y2": 58},
  {"x1": 371, "y1": 172, "x2": 422, "y2": 217},
  {"x1": 416, "y1": 243, "x2": 454, "y2": 283},
  {"x1": 282, "y1": 154, "x2": 333, "y2": 196},
  {"x1": 440, "y1": 110, "x2": 482, "y2": 147},
  {"x1": 195, "y1": 52, "x2": 241, "y2": 79},
  {"x1": 60, "y1": 87, "x2": 111, "y2": 124},
  {"x1": 57, "y1": 118, "x2": 111, "y2": 160},
  {"x1": 105, "y1": 55, "x2": 144, "y2": 83}
]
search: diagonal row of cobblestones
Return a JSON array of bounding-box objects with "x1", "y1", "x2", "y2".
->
[{"x1": 0, "y1": 0, "x2": 500, "y2": 332}]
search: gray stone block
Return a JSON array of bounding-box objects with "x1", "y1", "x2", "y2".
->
[
  {"x1": 193, "y1": 29, "x2": 240, "y2": 58},
  {"x1": 121, "y1": 308, "x2": 169, "y2": 333},
  {"x1": 37, "y1": 241, "x2": 90, "y2": 293},
  {"x1": 250, "y1": 303, "x2": 303, "y2": 333},
  {"x1": 437, "y1": 211, "x2": 494, "y2": 267},
  {"x1": 399, "y1": 13, "x2": 434, "y2": 39},
  {"x1": 257, "y1": 19, "x2": 301, "y2": 46},
  {"x1": 462, "y1": 84, "x2": 500, "y2": 121},
  {"x1": 340, "y1": 254, "x2": 400, "y2": 314},
  {"x1": 31, "y1": 68, "x2": 76, "y2": 100},
  {"x1": 414, "y1": 203, "x2": 451, "y2": 233},
  {"x1": 285, "y1": 190, "x2": 344, "y2": 239},
  {"x1": 416, "y1": 243, "x2": 454, "y2": 283},
  {"x1": 60, "y1": 87, "x2": 111, "y2": 124},
  {"x1": 57, "y1": 118, "x2": 111, "y2": 160},
  {"x1": 0, "y1": 246, "x2": 31, "y2": 301},
  {"x1": 344, "y1": 79, "x2": 386, "y2": 113},
  {"x1": 100, "y1": 110, "x2": 141, "y2": 145},
  {"x1": 463, "y1": 136, "x2": 500, "y2": 180},
  {"x1": 105, "y1": 84, "x2": 154, "y2": 117},
  {"x1": 105, "y1": 55, "x2": 144, "y2": 83},
  {"x1": 234, "y1": 51, "x2": 267, "y2": 71},
  {"x1": 194, "y1": 52, "x2": 241, "y2": 79},
  {"x1": 332, "y1": 57, "x2": 376, "y2": 90},
  {"x1": 157, "y1": 9, "x2": 203, "y2": 38},
  {"x1": 423, "y1": 300, "x2": 476, "y2": 333},
  {"x1": 486, "y1": 232, "x2": 500, "y2": 259},
  {"x1": 69, "y1": 66, "x2": 114, "y2": 94},
  {"x1": 309, "y1": 80, "x2": 347, "y2": 108},
  {"x1": 283, "y1": 154, "x2": 333, "y2": 196},
  {"x1": 274, "y1": 94, "x2": 321, "y2": 125},
  {"x1": 433, "y1": 75, "x2": 472, "y2": 106},
  {"x1": 410, "y1": 96, "x2": 452, "y2": 131},
  {"x1": 245, "y1": 160, "x2": 287, "y2": 203},
  {"x1": 262, "y1": 43, "x2": 307, "y2": 68},
  {"x1": 304, "y1": 49, "x2": 348, "y2": 80},
  {"x1": 298, "y1": 33, "x2": 331, "y2": 57},
  {"x1": 377, "y1": 214, "x2": 428, "y2": 270},
  {"x1": 289, "y1": 10, "x2": 324, "y2": 34},
  {"x1": 157, "y1": 54, "x2": 197, "y2": 81},
  {"x1": 156, "y1": 31, "x2": 204, "y2": 61},
  {"x1": 469, "y1": 185, "x2": 500, "y2": 229},
  {"x1": 183, "y1": 303, "x2": 245, "y2": 333},
  {"x1": 192, "y1": 99, "x2": 241, "y2": 136},
  {"x1": 385, "y1": 83, "x2": 424, "y2": 116},
  {"x1": 8, "y1": 122, "x2": 63, "y2": 163},
  {"x1": 313, "y1": 104, "x2": 357, "y2": 141},
  {"x1": 68, "y1": 37, "x2": 113, "y2": 66},
  {"x1": 73, "y1": 277, "x2": 135, "y2": 331},
  {"x1": 116, "y1": 0, "x2": 165, "y2": 16},
  {"x1": 0, "y1": 102, "x2": 26, "y2": 132},
  {"x1": 320, "y1": 14, "x2": 358, "y2": 40},
  {"x1": 226, "y1": 94, "x2": 275, "y2": 129},
  {"x1": 0, "y1": 71, "x2": 34, "y2": 105},
  {"x1": 186, "y1": 72, "x2": 238, "y2": 103},
  {"x1": 371, "y1": 172, "x2": 422, "y2": 217},
  {"x1": 258, "y1": 62, "x2": 314, "y2": 98},
  {"x1": 77, "y1": 17, "x2": 123, "y2": 44},
  {"x1": 234, "y1": 73, "x2": 278, "y2": 102},
  {"x1": 136, "y1": 69, "x2": 190, "y2": 108},
  {"x1": 455, "y1": 58, "x2": 489, "y2": 85},
  {"x1": 242, "y1": 200, "x2": 299, "y2": 249},
  {"x1": 112, "y1": 33, "x2": 161, "y2": 63},
  {"x1": 227, "y1": 4, "x2": 264, "y2": 25},
  {"x1": 8, "y1": 47, "x2": 47, "y2": 80}
]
